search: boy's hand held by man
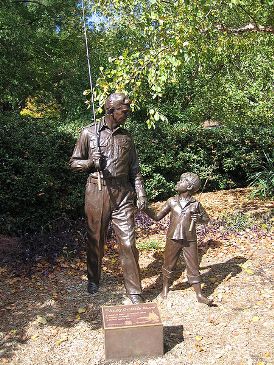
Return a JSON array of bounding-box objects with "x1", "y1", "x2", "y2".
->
[{"x1": 137, "y1": 196, "x2": 147, "y2": 210}]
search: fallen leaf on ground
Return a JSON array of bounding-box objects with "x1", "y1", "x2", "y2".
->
[
  {"x1": 195, "y1": 343, "x2": 205, "y2": 352},
  {"x1": 36, "y1": 316, "x2": 47, "y2": 325},
  {"x1": 224, "y1": 273, "x2": 232, "y2": 281},
  {"x1": 77, "y1": 307, "x2": 86, "y2": 314},
  {"x1": 55, "y1": 336, "x2": 68, "y2": 346}
]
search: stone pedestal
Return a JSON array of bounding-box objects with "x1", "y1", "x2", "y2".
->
[{"x1": 102, "y1": 302, "x2": 163, "y2": 360}]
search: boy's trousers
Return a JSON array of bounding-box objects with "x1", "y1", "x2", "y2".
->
[{"x1": 163, "y1": 238, "x2": 201, "y2": 284}]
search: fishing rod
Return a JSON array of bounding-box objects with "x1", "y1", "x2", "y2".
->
[
  {"x1": 189, "y1": 170, "x2": 212, "y2": 232},
  {"x1": 81, "y1": 0, "x2": 102, "y2": 191}
]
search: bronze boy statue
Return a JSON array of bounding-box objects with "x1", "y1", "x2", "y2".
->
[{"x1": 145, "y1": 172, "x2": 212, "y2": 305}]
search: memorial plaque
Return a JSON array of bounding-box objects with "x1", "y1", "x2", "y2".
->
[{"x1": 102, "y1": 302, "x2": 163, "y2": 360}]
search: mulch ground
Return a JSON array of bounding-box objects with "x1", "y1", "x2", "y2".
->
[{"x1": 0, "y1": 188, "x2": 273, "y2": 365}]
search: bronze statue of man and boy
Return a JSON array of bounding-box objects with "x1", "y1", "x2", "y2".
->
[{"x1": 70, "y1": 93, "x2": 212, "y2": 306}]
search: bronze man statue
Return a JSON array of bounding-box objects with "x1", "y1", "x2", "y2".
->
[{"x1": 70, "y1": 93, "x2": 147, "y2": 304}]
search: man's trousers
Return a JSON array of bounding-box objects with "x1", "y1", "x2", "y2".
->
[{"x1": 84, "y1": 177, "x2": 142, "y2": 294}]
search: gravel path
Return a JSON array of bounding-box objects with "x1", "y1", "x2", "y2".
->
[{"x1": 1, "y1": 189, "x2": 273, "y2": 365}]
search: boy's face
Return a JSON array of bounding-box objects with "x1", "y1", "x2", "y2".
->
[{"x1": 176, "y1": 179, "x2": 192, "y2": 193}]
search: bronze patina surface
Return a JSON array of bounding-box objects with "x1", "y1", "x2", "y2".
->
[
  {"x1": 102, "y1": 303, "x2": 162, "y2": 328},
  {"x1": 145, "y1": 172, "x2": 213, "y2": 305},
  {"x1": 102, "y1": 303, "x2": 163, "y2": 360},
  {"x1": 70, "y1": 93, "x2": 147, "y2": 302}
]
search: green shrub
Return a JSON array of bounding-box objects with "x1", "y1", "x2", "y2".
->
[
  {"x1": 128, "y1": 115, "x2": 273, "y2": 201},
  {"x1": 248, "y1": 153, "x2": 274, "y2": 199},
  {"x1": 0, "y1": 113, "x2": 88, "y2": 234},
  {"x1": 1, "y1": 112, "x2": 273, "y2": 235}
]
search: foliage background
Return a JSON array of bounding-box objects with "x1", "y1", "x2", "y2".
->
[{"x1": 0, "y1": 0, "x2": 273, "y2": 234}]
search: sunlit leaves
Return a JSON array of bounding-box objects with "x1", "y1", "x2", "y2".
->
[
  {"x1": 0, "y1": 0, "x2": 88, "y2": 113},
  {"x1": 84, "y1": 0, "x2": 272, "y2": 125}
]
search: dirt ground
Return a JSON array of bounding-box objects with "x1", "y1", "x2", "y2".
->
[{"x1": 0, "y1": 188, "x2": 273, "y2": 365}]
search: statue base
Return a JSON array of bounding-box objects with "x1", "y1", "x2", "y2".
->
[{"x1": 102, "y1": 302, "x2": 163, "y2": 360}]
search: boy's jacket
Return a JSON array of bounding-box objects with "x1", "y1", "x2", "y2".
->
[{"x1": 149, "y1": 196, "x2": 209, "y2": 241}]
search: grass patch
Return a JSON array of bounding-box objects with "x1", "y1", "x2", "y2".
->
[
  {"x1": 217, "y1": 211, "x2": 273, "y2": 232},
  {"x1": 136, "y1": 238, "x2": 165, "y2": 251}
]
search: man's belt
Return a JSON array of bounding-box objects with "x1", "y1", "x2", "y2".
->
[{"x1": 88, "y1": 174, "x2": 129, "y2": 186}]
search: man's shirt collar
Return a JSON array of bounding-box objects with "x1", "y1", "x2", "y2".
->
[{"x1": 99, "y1": 117, "x2": 122, "y2": 134}]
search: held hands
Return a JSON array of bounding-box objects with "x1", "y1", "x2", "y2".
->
[{"x1": 137, "y1": 196, "x2": 147, "y2": 211}]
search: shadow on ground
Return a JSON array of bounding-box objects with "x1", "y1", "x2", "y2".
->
[
  {"x1": 164, "y1": 325, "x2": 184, "y2": 353},
  {"x1": 141, "y1": 242, "x2": 247, "y2": 301},
  {"x1": 0, "y1": 234, "x2": 247, "y2": 363},
  {"x1": 0, "y1": 260, "x2": 124, "y2": 362}
]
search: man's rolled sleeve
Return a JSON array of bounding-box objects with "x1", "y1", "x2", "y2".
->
[{"x1": 128, "y1": 142, "x2": 146, "y2": 199}]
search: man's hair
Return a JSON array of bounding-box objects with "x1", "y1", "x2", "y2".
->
[
  {"x1": 179, "y1": 172, "x2": 201, "y2": 193},
  {"x1": 104, "y1": 93, "x2": 130, "y2": 113}
]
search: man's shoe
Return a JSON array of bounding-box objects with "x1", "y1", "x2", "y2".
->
[
  {"x1": 127, "y1": 294, "x2": 145, "y2": 304},
  {"x1": 87, "y1": 281, "x2": 99, "y2": 294}
]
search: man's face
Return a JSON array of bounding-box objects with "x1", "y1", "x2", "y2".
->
[{"x1": 112, "y1": 104, "x2": 130, "y2": 127}]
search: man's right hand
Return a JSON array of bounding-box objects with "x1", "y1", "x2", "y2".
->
[{"x1": 93, "y1": 151, "x2": 101, "y2": 170}]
